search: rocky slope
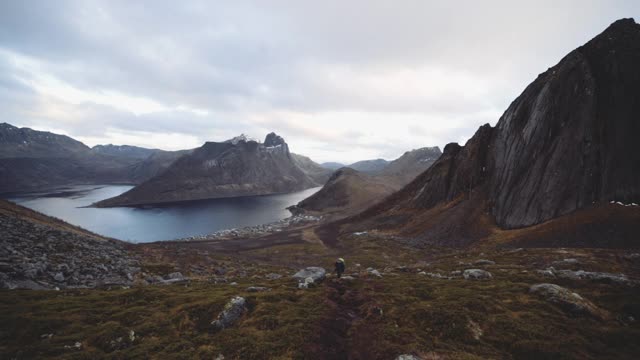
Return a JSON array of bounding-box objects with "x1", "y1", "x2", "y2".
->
[
  {"x1": 95, "y1": 133, "x2": 323, "y2": 207},
  {"x1": 347, "y1": 158, "x2": 389, "y2": 173},
  {"x1": 289, "y1": 168, "x2": 399, "y2": 218},
  {"x1": 0, "y1": 199, "x2": 140, "y2": 290},
  {"x1": 0, "y1": 124, "x2": 188, "y2": 193},
  {"x1": 291, "y1": 153, "x2": 333, "y2": 185},
  {"x1": 291, "y1": 147, "x2": 442, "y2": 218},
  {"x1": 339, "y1": 18, "x2": 640, "y2": 246}
]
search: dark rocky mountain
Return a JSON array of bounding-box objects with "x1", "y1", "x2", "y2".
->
[
  {"x1": 338, "y1": 18, "x2": 640, "y2": 247},
  {"x1": 347, "y1": 158, "x2": 389, "y2": 173},
  {"x1": 90, "y1": 144, "x2": 159, "y2": 159},
  {"x1": 0, "y1": 123, "x2": 188, "y2": 193},
  {"x1": 0, "y1": 123, "x2": 89, "y2": 158},
  {"x1": 320, "y1": 162, "x2": 345, "y2": 170},
  {"x1": 291, "y1": 147, "x2": 441, "y2": 219},
  {"x1": 95, "y1": 133, "x2": 323, "y2": 207}
]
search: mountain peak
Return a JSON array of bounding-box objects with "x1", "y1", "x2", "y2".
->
[{"x1": 264, "y1": 132, "x2": 286, "y2": 147}]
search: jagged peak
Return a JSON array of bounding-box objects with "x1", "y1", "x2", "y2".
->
[
  {"x1": 225, "y1": 134, "x2": 257, "y2": 145},
  {"x1": 264, "y1": 132, "x2": 287, "y2": 147}
]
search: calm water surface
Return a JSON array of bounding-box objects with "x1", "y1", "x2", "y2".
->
[{"x1": 7, "y1": 185, "x2": 320, "y2": 243}]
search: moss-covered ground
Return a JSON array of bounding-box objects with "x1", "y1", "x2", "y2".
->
[{"x1": 2, "y1": 235, "x2": 640, "y2": 359}]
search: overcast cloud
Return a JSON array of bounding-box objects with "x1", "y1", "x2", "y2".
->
[{"x1": 1, "y1": 1, "x2": 638, "y2": 162}]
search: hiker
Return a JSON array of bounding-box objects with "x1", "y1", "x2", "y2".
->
[{"x1": 334, "y1": 258, "x2": 346, "y2": 278}]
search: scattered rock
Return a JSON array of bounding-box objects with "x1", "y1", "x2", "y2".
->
[
  {"x1": 340, "y1": 276, "x2": 356, "y2": 281},
  {"x1": 537, "y1": 268, "x2": 556, "y2": 278},
  {"x1": 230, "y1": 282, "x2": 238, "y2": 286},
  {"x1": 473, "y1": 259, "x2": 495, "y2": 266},
  {"x1": 396, "y1": 355, "x2": 423, "y2": 360},
  {"x1": 166, "y1": 272, "x2": 184, "y2": 280},
  {"x1": 529, "y1": 283, "x2": 607, "y2": 319},
  {"x1": 264, "y1": 273, "x2": 282, "y2": 280},
  {"x1": 53, "y1": 272, "x2": 65, "y2": 282},
  {"x1": 463, "y1": 269, "x2": 493, "y2": 280},
  {"x1": 554, "y1": 270, "x2": 635, "y2": 286},
  {"x1": 246, "y1": 286, "x2": 270, "y2": 292},
  {"x1": 468, "y1": 320, "x2": 483, "y2": 340},
  {"x1": 211, "y1": 296, "x2": 247, "y2": 331}
]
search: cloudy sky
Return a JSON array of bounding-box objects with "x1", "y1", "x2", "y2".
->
[{"x1": 1, "y1": 1, "x2": 638, "y2": 163}]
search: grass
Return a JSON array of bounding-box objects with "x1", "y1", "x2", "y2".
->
[{"x1": 1, "y1": 237, "x2": 639, "y2": 359}]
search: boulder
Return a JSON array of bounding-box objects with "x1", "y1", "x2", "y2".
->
[
  {"x1": 211, "y1": 296, "x2": 247, "y2": 331},
  {"x1": 463, "y1": 269, "x2": 492, "y2": 280},
  {"x1": 529, "y1": 283, "x2": 606, "y2": 319},
  {"x1": 292, "y1": 267, "x2": 326, "y2": 283}
]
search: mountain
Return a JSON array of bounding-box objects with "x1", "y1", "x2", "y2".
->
[
  {"x1": 289, "y1": 167, "x2": 398, "y2": 218},
  {"x1": 291, "y1": 153, "x2": 333, "y2": 185},
  {"x1": 0, "y1": 123, "x2": 189, "y2": 193},
  {"x1": 291, "y1": 147, "x2": 442, "y2": 218},
  {"x1": 90, "y1": 144, "x2": 159, "y2": 159},
  {"x1": 0, "y1": 123, "x2": 89, "y2": 158},
  {"x1": 337, "y1": 18, "x2": 640, "y2": 247},
  {"x1": 95, "y1": 133, "x2": 323, "y2": 207},
  {"x1": 320, "y1": 162, "x2": 345, "y2": 170},
  {"x1": 347, "y1": 158, "x2": 389, "y2": 173}
]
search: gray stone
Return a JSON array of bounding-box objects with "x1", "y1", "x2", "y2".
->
[
  {"x1": 529, "y1": 283, "x2": 606, "y2": 319},
  {"x1": 246, "y1": 286, "x2": 270, "y2": 292},
  {"x1": 292, "y1": 267, "x2": 326, "y2": 283},
  {"x1": 463, "y1": 269, "x2": 493, "y2": 280},
  {"x1": 53, "y1": 272, "x2": 65, "y2": 282},
  {"x1": 396, "y1": 355, "x2": 423, "y2": 360},
  {"x1": 264, "y1": 273, "x2": 282, "y2": 280},
  {"x1": 211, "y1": 296, "x2": 247, "y2": 331}
]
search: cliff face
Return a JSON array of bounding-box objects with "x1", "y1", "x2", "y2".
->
[
  {"x1": 95, "y1": 133, "x2": 322, "y2": 207},
  {"x1": 489, "y1": 18, "x2": 640, "y2": 228},
  {"x1": 340, "y1": 18, "x2": 640, "y2": 244}
]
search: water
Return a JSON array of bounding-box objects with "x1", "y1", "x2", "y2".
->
[{"x1": 7, "y1": 185, "x2": 320, "y2": 243}]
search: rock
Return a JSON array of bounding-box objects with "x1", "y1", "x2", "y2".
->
[
  {"x1": 230, "y1": 282, "x2": 238, "y2": 286},
  {"x1": 292, "y1": 267, "x2": 326, "y2": 283},
  {"x1": 166, "y1": 272, "x2": 184, "y2": 280},
  {"x1": 211, "y1": 296, "x2": 247, "y2": 331},
  {"x1": 246, "y1": 286, "x2": 270, "y2": 292},
  {"x1": 473, "y1": 259, "x2": 495, "y2": 266},
  {"x1": 298, "y1": 277, "x2": 316, "y2": 289},
  {"x1": 554, "y1": 270, "x2": 635, "y2": 286},
  {"x1": 552, "y1": 258, "x2": 579, "y2": 266},
  {"x1": 264, "y1": 273, "x2": 282, "y2": 280},
  {"x1": 340, "y1": 276, "x2": 356, "y2": 281},
  {"x1": 529, "y1": 283, "x2": 607, "y2": 319},
  {"x1": 468, "y1": 320, "x2": 483, "y2": 340},
  {"x1": 53, "y1": 272, "x2": 65, "y2": 282},
  {"x1": 537, "y1": 268, "x2": 556, "y2": 278},
  {"x1": 463, "y1": 269, "x2": 492, "y2": 280},
  {"x1": 366, "y1": 268, "x2": 382, "y2": 278},
  {"x1": 396, "y1": 355, "x2": 423, "y2": 360}
]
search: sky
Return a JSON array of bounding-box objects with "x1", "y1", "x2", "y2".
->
[{"x1": 1, "y1": 1, "x2": 638, "y2": 163}]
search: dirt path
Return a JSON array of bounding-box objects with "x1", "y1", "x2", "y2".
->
[{"x1": 305, "y1": 278, "x2": 383, "y2": 360}]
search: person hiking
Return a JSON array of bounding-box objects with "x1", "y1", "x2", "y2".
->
[{"x1": 334, "y1": 258, "x2": 346, "y2": 278}]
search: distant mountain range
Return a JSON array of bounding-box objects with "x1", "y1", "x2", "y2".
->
[
  {"x1": 332, "y1": 18, "x2": 640, "y2": 248},
  {"x1": 290, "y1": 147, "x2": 442, "y2": 218},
  {"x1": 94, "y1": 133, "x2": 331, "y2": 207},
  {"x1": 0, "y1": 123, "x2": 189, "y2": 193}
]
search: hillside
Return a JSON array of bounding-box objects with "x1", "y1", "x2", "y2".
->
[
  {"x1": 292, "y1": 147, "x2": 442, "y2": 219},
  {"x1": 332, "y1": 18, "x2": 640, "y2": 248},
  {"x1": 0, "y1": 199, "x2": 140, "y2": 290}
]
